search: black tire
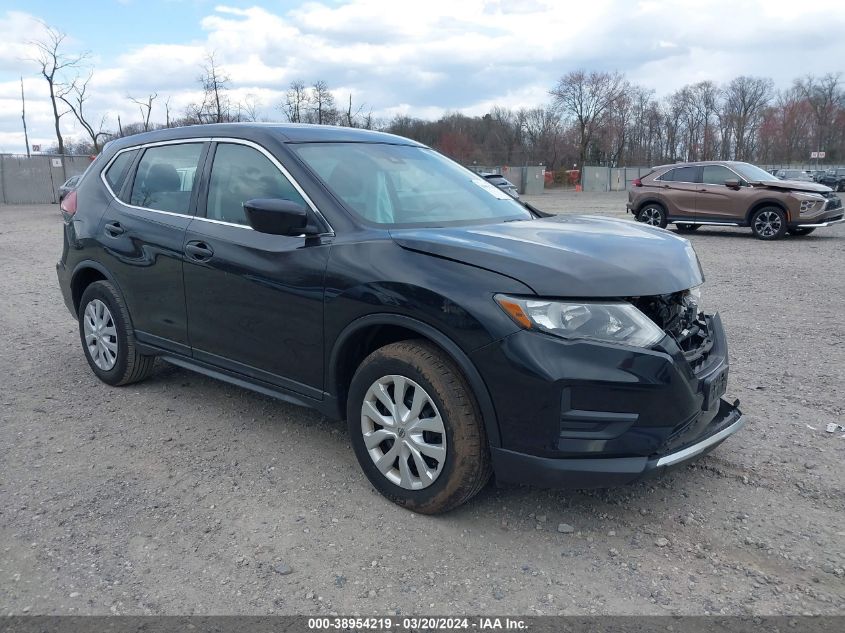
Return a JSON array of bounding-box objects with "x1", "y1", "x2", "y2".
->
[
  {"x1": 837, "y1": 182, "x2": 845, "y2": 192},
  {"x1": 750, "y1": 206, "x2": 787, "y2": 240},
  {"x1": 347, "y1": 340, "x2": 491, "y2": 514},
  {"x1": 637, "y1": 203, "x2": 668, "y2": 228},
  {"x1": 675, "y1": 223, "x2": 700, "y2": 232},
  {"x1": 78, "y1": 280, "x2": 155, "y2": 386},
  {"x1": 787, "y1": 227, "x2": 816, "y2": 236}
]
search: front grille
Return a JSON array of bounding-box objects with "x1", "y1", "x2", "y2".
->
[{"x1": 629, "y1": 291, "x2": 712, "y2": 366}]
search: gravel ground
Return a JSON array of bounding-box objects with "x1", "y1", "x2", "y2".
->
[{"x1": 1, "y1": 195, "x2": 843, "y2": 616}]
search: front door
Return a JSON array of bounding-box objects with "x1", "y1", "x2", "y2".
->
[
  {"x1": 182, "y1": 141, "x2": 331, "y2": 398},
  {"x1": 696, "y1": 164, "x2": 750, "y2": 222}
]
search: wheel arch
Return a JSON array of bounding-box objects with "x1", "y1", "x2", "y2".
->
[
  {"x1": 746, "y1": 199, "x2": 790, "y2": 225},
  {"x1": 634, "y1": 197, "x2": 665, "y2": 216},
  {"x1": 70, "y1": 261, "x2": 122, "y2": 317},
  {"x1": 328, "y1": 314, "x2": 501, "y2": 448}
]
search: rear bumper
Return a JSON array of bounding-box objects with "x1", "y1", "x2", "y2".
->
[
  {"x1": 56, "y1": 260, "x2": 75, "y2": 316},
  {"x1": 492, "y1": 398, "x2": 744, "y2": 488}
]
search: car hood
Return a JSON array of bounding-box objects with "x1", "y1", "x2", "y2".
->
[
  {"x1": 753, "y1": 179, "x2": 831, "y2": 193},
  {"x1": 389, "y1": 215, "x2": 704, "y2": 297}
]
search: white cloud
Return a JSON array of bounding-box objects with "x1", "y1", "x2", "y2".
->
[{"x1": 1, "y1": 0, "x2": 844, "y2": 153}]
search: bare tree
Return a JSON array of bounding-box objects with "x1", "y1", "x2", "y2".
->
[
  {"x1": 237, "y1": 94, "x2": 262, "y2": 122},
  {"x1": 795, "y1": 73, "x2": 844, "y2": 155},
  {"x1": 29, "y1": 24, "x2": 87, "y2": 155},
  {"x1": 310, "y1": 81, "x2": 337, "y2": 125},
  {"x1": 722, "y1": 76, "x2": 773, "y2": 160},
  {"x1": 129, "y1": 92, "x2": 157, "y2": 131},
  {"x1": 199, "y1": 52, "x2": 230, "y2": 123},
  {"x1": 282, "y1": 80, "x2": 309, "y2": 123},
  {"x1": 550, "y1": 70, "x2": 627, "y2": 170},
  {"x1": 164, "y1": 96, "x2": 172, "y2": 128},
  {"x1": 58, "y1": 71, "x2": 110, "y2": 152},
  {"x1": 342, "y1": 93, "x2": 367, "y2": 127}
]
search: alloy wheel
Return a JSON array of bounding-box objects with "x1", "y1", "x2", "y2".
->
[
  {"x1": 640, "y1": 207, "x2": 663, "y2": 226},
  {"x1": 360, "y1": 375, "x2": 447, "y2": 490},
  {"x1": 83, "y1": 299, "x2": 118, "y2": 371},
  {"x1": 754, "y1": 210, "x2": 782, "y2": 237}
]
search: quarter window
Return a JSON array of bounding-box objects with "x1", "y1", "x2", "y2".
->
[
  {"x1": 701, "y1": 165, "x2": 737, "y2": 185},
  {"x1": 206, "y1": 143, "x2": 306, "y2": 226},
  {"x1": 130, "y1": 144, "x2": 203, "y2": 214},
  {"x1": 104, "y1": 149, "x2": 139, "y2": 196}
]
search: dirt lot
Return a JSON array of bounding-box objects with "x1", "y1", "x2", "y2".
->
[{"x1": 1, "y1": 193, "x2": 843, "y2": 616}]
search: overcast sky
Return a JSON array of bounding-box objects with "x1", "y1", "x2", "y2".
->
[{"x1": 1, "y1": 0, "x2": 844, "y2": 153}]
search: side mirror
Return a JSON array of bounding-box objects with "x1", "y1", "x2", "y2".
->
[
  {"x1": 724, "y1": 179, "x2": 741, "y2": 190},
  {"x1": 243, "y1": 198, "x2": 314, "y2": 236}
]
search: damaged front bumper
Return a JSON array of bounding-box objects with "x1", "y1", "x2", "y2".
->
[
  {"x1": 472, "y1": 312, "x2": 745, "y2": 489},
  {"x1": 490, "y1": 399, "x2": 743, "y2": 488}
]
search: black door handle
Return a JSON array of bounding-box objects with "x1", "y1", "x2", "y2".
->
[
  {"x1": 104, "y1": 222, "x2": 125, "y2": 236},
  {"x1": 185, "y1": 242, "x2": 214, "y2": 261}
]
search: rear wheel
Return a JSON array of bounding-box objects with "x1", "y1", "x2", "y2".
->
[
  {"x1": 750, "y1": 207, "x2": 787, "y2": 240},
  {"x1": 675, "y1": 223, "x2": 700, "y2": 232},
  {"x1": 637, "y1": 204, "x2": 667, "y2": 228},
  {"x1": 347, "y1": 340, "x2": 491, "y2": 514},
  {"x1": 78, "y1": 281, "x2": 155, "y2": 386},
  {"x1": 838, "y1": 182, "x2": 845, "y2": 192},
  {"x1": 787, "y1": 227, "x2": 816, "y2": 236}
]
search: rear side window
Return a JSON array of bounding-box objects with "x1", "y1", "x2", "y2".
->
[
  {"x1": 205, "y1": 143, "x2": 306, "y2": 226},
  {"x1": 661, "y1": 166, "x2": 699, "y2": 183},
  {"x1": 103, "y1": 149, "x2": 138, "y2": 195},
  {"x1": 130, "y1": 144, "x2": 203, "y2": 214}
]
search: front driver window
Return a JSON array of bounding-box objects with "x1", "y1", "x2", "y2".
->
[
  {"x1": 206, "y1": 143, "x2": 306, "y2": 226},
  {"x1": 701, "y1": 165, "x2": 737, "y2": 185}
]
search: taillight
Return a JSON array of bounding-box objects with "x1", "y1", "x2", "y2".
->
[
  {"x1": 60, "y1": 190, "x2": 77, "y2": 216},
  {"x1": 632, "y1": 178, "x2": 642, "y2": 187}
]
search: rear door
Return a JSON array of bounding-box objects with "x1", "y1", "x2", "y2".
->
[
  {"x1": 656, "y1": 166, "x2": 700, "y2": 220},
  {"x1": 97, "y1": 141, "x2": 207, "y2": 354},
  {"x1": 182, "y1": 140, "x2": 331, "y2": 398},
  {"x1": 696, "y1": 164, "x2": 751, "y2": 222}
]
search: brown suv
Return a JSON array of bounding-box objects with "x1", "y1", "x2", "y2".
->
[{"x1": 627, "y1": 161, "x2": 844, "y2": 239}]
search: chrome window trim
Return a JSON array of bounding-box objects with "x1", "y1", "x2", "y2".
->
[
  {"x1": 653, "y1": 164, "x2": 747, "y2": 187},
  {"x1": 98, "y1": 136, "x2": 334, "y2": 236}
]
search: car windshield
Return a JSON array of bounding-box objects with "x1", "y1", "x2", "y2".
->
[
  {"x1": 732, "y1": 162, "x2": 780, "y2": 182},
  {"x1": 293, "y1": 143, "x2": 531, "y2": 227}
]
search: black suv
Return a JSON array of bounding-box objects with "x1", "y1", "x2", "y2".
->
[
  {"x1": 820, "y1": 168, "x2": 845, "y2": 192},
  {"x1": 58, "y1": 124, "x2": 743, "y2": 513}
]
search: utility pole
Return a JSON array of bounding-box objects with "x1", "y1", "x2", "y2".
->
[{"x1": 21, "y1": 76, "x2": 31, "y2": 158}]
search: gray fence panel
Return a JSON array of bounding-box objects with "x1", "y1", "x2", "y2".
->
[
  {"x1": 583, "y1": 165, "x2": 651, "y2": 192},
  {"x1": 0, "y1": 154, "x2": 91, "y2": 204},
  {"x1": 472, "y1": 164, "x2": 547, "y2": 195}
]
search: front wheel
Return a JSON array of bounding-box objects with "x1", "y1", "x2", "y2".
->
[
  {"x1": 347, "y1": 341, "x2": 491, "y2": 514},
  {"x1": 787, "y1": 227, "x2": 816, "y2": 236},
  {"x1": 750, "y1": 207, "x2": 787, "y2": 240},
  {"x1": 637, "y1": 204, "x2": 667, "y2": 228}
]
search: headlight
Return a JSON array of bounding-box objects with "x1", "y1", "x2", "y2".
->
[
  {"x1": 683, "y1": 285, "x2": 703, "y2": 316},
  {"x1": 494, "y1": 295, "x2": 665, "y2": 348},
  {"x1": 794, "y1": 192, "x2": 826, "y2": 216}
]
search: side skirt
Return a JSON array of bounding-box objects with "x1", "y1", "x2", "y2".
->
[{"x1": 135, "y1": 342, "x2": 341, "y2": 419}]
